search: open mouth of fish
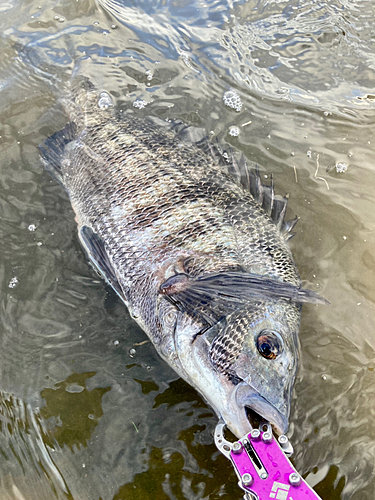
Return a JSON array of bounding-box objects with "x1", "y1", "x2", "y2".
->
[
  {"x1": 221, "y1": 381, "x2": 290, "y2": 438},
  {"x1": 238, "y1": 387, "x2": 289, "y2": 435}
]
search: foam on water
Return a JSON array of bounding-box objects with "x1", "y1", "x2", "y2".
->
[{"x1": 223, "y1": 90, "x2": 242, "y2": 112}]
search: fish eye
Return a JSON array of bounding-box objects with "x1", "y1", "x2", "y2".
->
[{"x1": 255, "y1": 330, "x2": 283, "y2": 360}]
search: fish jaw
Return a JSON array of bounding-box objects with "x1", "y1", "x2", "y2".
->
[
  {"x1": 234, "y1": 382, "x2": 289, "y2": 435},
  {"x1": 204, "y1": 374, "x2": 290, "y2": 438}
]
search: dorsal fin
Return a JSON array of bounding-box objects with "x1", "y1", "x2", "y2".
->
[{"x1": 205, "y1": 142, "x2": 298, "y2": 238}]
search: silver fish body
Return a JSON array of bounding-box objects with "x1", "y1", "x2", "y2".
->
[{"x1": 40, "y1": 80, "x2": 326, "y2": 437}]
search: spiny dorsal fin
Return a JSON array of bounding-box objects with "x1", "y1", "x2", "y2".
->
[
  {"x1": 282, "y1": 216, "x2": 299, "y2": 241},
  {"x1": 233, "y1": 164, "x2": 291, "y2": 232},
  {"x1": 217, "y1": 149, "x2": 297, "y2": 237},
  {"x1": 111, "y1": 102, "x2": 298, "y2": 240},
  {"x1": 177, "y1": 130, "x2": 299, "y2": 238}
]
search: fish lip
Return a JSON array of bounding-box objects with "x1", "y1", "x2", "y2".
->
[{"x1": 235, "y1": 383, "x2": 289, "y2": 435}]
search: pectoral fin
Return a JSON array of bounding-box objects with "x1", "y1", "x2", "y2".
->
[{"x1": 160, "y1": 271, "x2": 329, "y2": 324}]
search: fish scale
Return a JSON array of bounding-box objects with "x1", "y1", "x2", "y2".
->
[{"x1": 40, "y1": 78, "x2": 327, "y2": 438}]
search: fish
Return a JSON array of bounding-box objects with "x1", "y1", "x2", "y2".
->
[{"x1": 39, "y1": 78, "x2": 327, "y2": 438}]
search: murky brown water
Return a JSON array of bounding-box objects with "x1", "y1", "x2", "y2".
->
[{"x1": 0, "y1": 0, "x2": 374, "y2": 498}]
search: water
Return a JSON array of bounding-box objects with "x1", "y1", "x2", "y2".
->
[{"x1": 0, "y1": 0, "x2": 374, "y2": 498}]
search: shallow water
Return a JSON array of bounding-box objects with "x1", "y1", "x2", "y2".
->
[{"x1": 0, "y1": 0, "x2": 374, "y2": 498}]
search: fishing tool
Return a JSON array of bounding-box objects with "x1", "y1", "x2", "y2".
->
[{"x1": 215, "y1": 420, "x2": 322, "y2": 500}]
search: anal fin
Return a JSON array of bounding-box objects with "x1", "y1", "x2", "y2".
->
[{"x1": 79, "y1": 225, "x2": 125, "y2": 301}]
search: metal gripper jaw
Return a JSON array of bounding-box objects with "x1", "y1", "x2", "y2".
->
[{"x1": 214, "y1": 420, "x2": 322, "y2": 500}]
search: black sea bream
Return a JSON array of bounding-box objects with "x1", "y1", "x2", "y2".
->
[{"x1": 40, "y1": 79, "x2": 327, "y2": 437}]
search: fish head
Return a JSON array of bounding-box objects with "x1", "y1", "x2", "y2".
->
[
  {"x1": 222, "y1": 301, "x2": 301, "y2": 436},
  {"x1": 167, "y1": 299, "x2": 300, "y2": 438}
]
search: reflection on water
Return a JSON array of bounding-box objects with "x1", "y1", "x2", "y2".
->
[
  {"x1": 41, "y1": 372, "x2": 111, "y2": 450},
  {"x1": 0, "y1": 0, "x2": 375, "y2": 498},
  {"x1": 0, "y1": 391, "x2": 71, "y2": 499}
]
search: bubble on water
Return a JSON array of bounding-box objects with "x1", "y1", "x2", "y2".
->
[
  {"x1": 98, "y1": 92, "x2": 112, "y2": 110},
  {"x1": 113, "y1": 340, "x2": 120, "y2": 346},
  {"x1": 229, "y1": 126, "x2": 240, "y2": 137},
  {"x1": 223, "y1": 90, "x2": 242, "y2": 112},
  {"x1": 146, "y1": 70, "x2": 153, "y2": 81},
  {"x1": 336, "y1": 162, "x2": 348, "y2": 173},
  {"x1": 323, "y1": 111, "x2": 332, "y2": 116},
  {"x1": 37, "y1": 241, "x2": 42, "y2": 246},
  {"x1": 66, "y1": 383, "x2": 84, "y2": 394},
  {"x1": 307, "y1": 150, "x2": 312, "y2": 158},
  {"x1": 130, "y1": 308, "x2": 140, "y2": 319},
  {"x1": 129, "y1": 348, "x2": 136, "y2": 357},
  {"x1": 93, "y1": 21, "x2": 99, "y2": 26},
  {"x1": 111, "y1": 24, "x2": 116, "y2": 29},
  {"x1": 133, "y1": 99, "x2": 148, "y2": 109},
  {"x1": 28, "y1": 224, "x2": 36, "y2": 232},
  {"x1": 9, "y1": 277, "x2": 18, "y2": 288}
]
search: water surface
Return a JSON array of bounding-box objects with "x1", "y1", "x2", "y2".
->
[{"x1": 0, "y1": 0, "x2": 374, "y2": 498}]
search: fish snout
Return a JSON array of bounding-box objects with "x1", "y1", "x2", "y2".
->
[{"x1": 235, "y1": 382, "x2": 289, "y2": 436}]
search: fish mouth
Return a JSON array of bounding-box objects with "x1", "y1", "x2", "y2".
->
[{"x1": 235, "y1": 382, "x2": 289, "y2": 436}]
